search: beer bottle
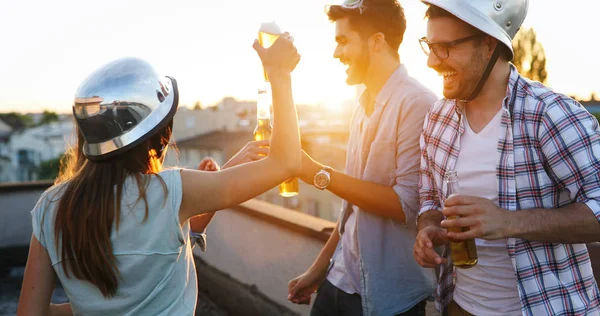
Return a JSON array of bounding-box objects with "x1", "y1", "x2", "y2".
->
[
  {"x1": 445, "y1": 170, "x2": 478, "y2": 268},
  {"x1": 254, "y1": 88, "x2": 272, "y2": 141}
]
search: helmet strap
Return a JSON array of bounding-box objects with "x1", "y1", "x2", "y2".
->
[{"x1": 459, "y1": 45, "x2": 501, "y2": 103}]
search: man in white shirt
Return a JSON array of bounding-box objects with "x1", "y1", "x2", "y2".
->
[{"x1": 287, "y1": 0, "x2": 437, "y2": 315}]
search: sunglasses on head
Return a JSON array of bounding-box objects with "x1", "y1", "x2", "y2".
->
[{"x1": 341, "y1": 0, "x2": 365, "y2": 13}]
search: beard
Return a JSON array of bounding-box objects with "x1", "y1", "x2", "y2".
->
[
  {"x1": 345, "y1": 43, "x2": 371, "y2": 86},
  {"x1": 441, "y1": 48, "x2": 488, "y2": 100},
  {"x1": 458, "y1": 50, "x2": 488, "y2": 100}
]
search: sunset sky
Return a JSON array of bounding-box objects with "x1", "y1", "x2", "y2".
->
[{"x1": 0, "y1": 0, "x2": 598, "y2": 113}]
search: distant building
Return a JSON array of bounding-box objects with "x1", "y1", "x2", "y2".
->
[
  {"x1": 7, "y1": 120, "x2": 75, "y2": 182},
  {"x1": 165, "y1": 130, "x2": 253, "y2": 169},
  {"x1": 0, "y1": 119, "x2": 13, "y2": 182},
  {"x1": 171, "y1": 99, "x2": 255, "y2": 142}
]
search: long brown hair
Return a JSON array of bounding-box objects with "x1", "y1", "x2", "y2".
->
[{"x1": 53, "y1": 121, "x2": 173, "y2": 298}]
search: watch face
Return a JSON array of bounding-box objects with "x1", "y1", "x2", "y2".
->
[{"x1": 315, "y1": 173, "x2": 329, "y2": 188}]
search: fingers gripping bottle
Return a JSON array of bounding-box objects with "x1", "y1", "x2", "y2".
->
[{"x1": 445, "y1": 170, "x2": 478, "y2": 268}]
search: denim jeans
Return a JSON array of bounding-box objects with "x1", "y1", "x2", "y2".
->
[{"x1": 310, "y1": 280, "x2": 427, "y2": 316}]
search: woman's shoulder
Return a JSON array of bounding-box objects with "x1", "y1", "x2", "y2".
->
[
  {"x1": 137, "y1": 168, "x2": 184, "y2": 204},
  {"x1": 30, "y1": 182, "x2": 70, "y2": 249},
  {"x1": 158, "y1": 167, "x2": 183, "y2": 177},
  {"x1": 31, "y1": 181, "x2": 73, "y2": 223},
  {"x1": 34, "y1": 182, "x2": 69, "y2": 212},
  {"x1": 155, "y1": 168, "x2": 183, "y2": 188}
]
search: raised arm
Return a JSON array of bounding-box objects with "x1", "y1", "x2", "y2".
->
[{"x1": 179, "y1": 34, "x2": 302, "y2": 221}]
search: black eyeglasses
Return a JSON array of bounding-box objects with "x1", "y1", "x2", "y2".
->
[{"x1": 419, "y1": 34, "x2": 485, "y2": 59}]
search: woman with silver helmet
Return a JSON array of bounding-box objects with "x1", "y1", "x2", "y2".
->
[{"x1": 17, "y1": 34, "x2": 302, "y2": 315}]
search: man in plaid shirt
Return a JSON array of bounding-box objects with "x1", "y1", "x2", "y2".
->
[{"x1": 413, "y1": 1, "x2": 600, "y2": 315}]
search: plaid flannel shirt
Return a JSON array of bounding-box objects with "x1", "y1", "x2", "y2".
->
[{"x1": 419, "y1": 65, "x2": 600, "y2": 315}]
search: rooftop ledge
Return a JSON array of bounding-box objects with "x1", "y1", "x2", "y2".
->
[
  {"x1": 0, "y1": 180, "x2": 55, "y2": 192},
  {"x1": 234, "y1": 199, "x2": 335, "y2": 242}
]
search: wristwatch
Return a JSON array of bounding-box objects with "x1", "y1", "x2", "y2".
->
[{"x1": 314, "y1": 166, "x2": 333, "y2": 190}]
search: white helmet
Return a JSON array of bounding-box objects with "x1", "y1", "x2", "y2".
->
[{"x1": 422, "y1": 0, "x2": 529, "y2": 59}]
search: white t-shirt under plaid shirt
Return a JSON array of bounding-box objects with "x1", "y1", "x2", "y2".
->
[{"x1": 418, "y1": 65, "x2": 600, "y2": 315}]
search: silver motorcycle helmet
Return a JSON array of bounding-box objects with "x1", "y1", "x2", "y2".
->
[
  {"x1": 421, "y1": 0, "x2": 529, "y2": 60},
  {"x1": 73, "y1": 57, "x2": 178, "y2": 161}
]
